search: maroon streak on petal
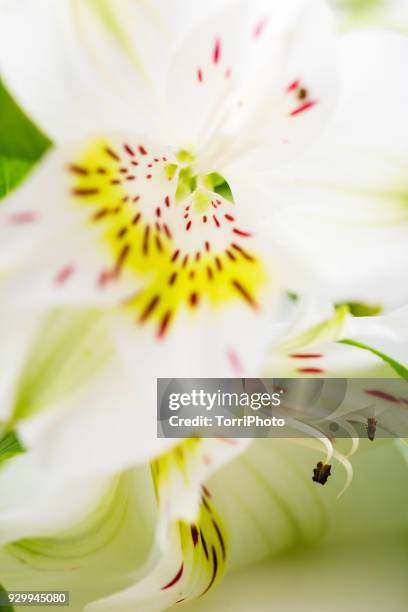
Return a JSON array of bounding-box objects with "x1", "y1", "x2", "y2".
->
[
  {"x1": 201, "y1": 547, "x2": 218, "y2": 596},
  {"x1": 161, "y1": 563, "x2": 184, "y2": 590},
  {"x1": 365, "y1": 389, "x2": 400, "y2": 404},
  {"x1": 290, "y1": 353, "x2": 323, "y2": 359}
]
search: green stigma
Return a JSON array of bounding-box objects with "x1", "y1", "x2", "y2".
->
[{"x1": 173, "y1": 150, "x2": 235, "y2": 205}]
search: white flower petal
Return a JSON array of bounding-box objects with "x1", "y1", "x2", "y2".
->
[
  {"x1": 232, "y1": 31, "x2": 408, "y2": 303},
  {"x1": 151, "y1": 439, "x2": 249, "y2": 539},
  {"x1": 0, "y1": 0, "x2": 238, "y2": 143},
  {"x1": 263, "y1": 301, "x2": 408, "y2": 377},
  {"x1": 15, "y1": 355, "x2": 174, "y2": 478},
  {"x1": 0, "y1": 309, "x2": 171, "y2": 477},
  {"x1": 0, "y1": 0, "x2": 164, "y2": 141},
  {"x1": 167, "y1": 0, "x2": 337, "y2": 167}
]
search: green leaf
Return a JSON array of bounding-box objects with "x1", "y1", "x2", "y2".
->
[
  {"x1": 0, "y1": 157, "x2": 33, "y2": 199},
  {"x1": 339, "y1": 339, "x2": 408, "y2": 380},
  {"x1": 0, "y1": 80, "x2": 51, "y2": 199},
  {"x1": 0, "y1": 584, "x2": 15, "y2": 611}
]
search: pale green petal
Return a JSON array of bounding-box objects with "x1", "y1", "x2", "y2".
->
[
  {"x1": 201, "y1": 438, "x2": 408, "y2": 574},
  {"x1": 331, "y1": 0, "x2": 408, "y2": 33},
  {"x1": 10, "y1": 309, "x2": 111, "y2": 423},
  {"x1": 0, "y1": 461, "x2": 157, "y2": 611},
  {"x1": 181, "y1": 532, "x2": 408, "y2": 611}
]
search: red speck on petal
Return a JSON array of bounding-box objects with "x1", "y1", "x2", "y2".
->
[
  {"x1": 233, "y1": 228, "x2": 252, "y2": 237},
  {"x1": 286, "y1": 79, "x2": 300, "y2": 93},
  {"x1": 253, "y1": 17, "x2": 268, "y2": 39},
  {"x1": 297, "y1": 367, "x2": 324, "y2": 374},
  {"x1": 9, "y1": 211, "x2": 38, "y2": 224},
  {"x1": 365, "y1": 389, "x2": 400, "y2": 403},
  {"x1": 138, "y1": 145, "x2": 148, "y2": 155},
  {"x1": 290, "y1": 353, "x2": 323, "y2": 359},
  {"x1": 124, "y1": 143, "x2": 135, "y2": 156},
  {"x1": 197, "y1": 68, "x2": 203, "y2": 82},
  {"x1": 163, "y1": 224, "x2": 172, "y2": 239},
  {"x1": 157, "y1": 311, "x2": 172, "y2": 339},
  {"x1": 54, "y1": 264, "x2": 75, "y2": 285},
  {"x1": 289, "y1": 100, "x2": 318, "y2": 117},
  {"x1": 227, "y1": 348, "x2": 244, "y2": 374},
  {"x1": 213, "y1": 37, "x2": 221, "y2": 64},
  {"x1": 190, "y1": 292, "x2": 199, "y2": 307}
]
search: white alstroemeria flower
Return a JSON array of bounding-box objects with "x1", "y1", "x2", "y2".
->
[
  {"x1": 2, "y1": 425, "x2": 406, "y2": 612},
  {"x1": 1, "y1": 304, "x2": 406, "y2": 610},
  {"x1": 83, "y1": 435, "x2": 408, "y2": 611},
  {"x1": 0, "y1": 1, "x2": 407, "y2": 340},
  {"x1": 0, "y1": 433, "x2": 247, "y2": 611},
  {"x1": 80, "y1": 303, "x2": 408, "y2": 610},
  {"x1": 0, "y1": 0, "x2": 333, "y2": 480},
  {"x1": 331, "y1": 0, "x2": 408, "y2": 32}
]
